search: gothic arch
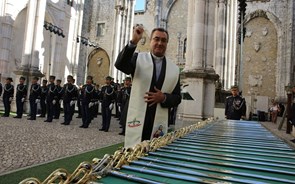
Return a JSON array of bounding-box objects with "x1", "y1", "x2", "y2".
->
[
  {"x1": 87, "y1": 48, "x2": 110, "y2": 85},
  {"x1": 162, "y1": 0, "x2": 178, "y2": 29},
  {"x1": 244, "y1": 9, "x2": 286, "y2": 97}
]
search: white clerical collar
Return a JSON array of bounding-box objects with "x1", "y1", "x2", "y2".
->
[{"x1": 151, "y1": 53, "x2": 164, "y2": 62}]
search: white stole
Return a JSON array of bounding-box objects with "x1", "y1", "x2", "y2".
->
[{"x1": 124, "y1": 52, "x2": 179, "y2": 148}]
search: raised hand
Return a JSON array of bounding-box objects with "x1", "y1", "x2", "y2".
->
[{"x1": 131, "y1": 24, "x2": 144, "y2": 45}]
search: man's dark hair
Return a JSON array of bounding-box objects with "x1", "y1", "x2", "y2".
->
[
  {"x1": 67, "y1": 75, "x2": 73, "y2": 80},
  {"x1": 150, "y1": 28, "x2": 169, "y2": 42}
]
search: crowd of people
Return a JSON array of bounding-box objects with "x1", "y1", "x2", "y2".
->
[{"x1": 0, "y1": 75, "x2": 132, "y2": 135}]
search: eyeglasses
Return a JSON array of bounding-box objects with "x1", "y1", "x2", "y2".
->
[{"x1": 152, "y1": 36, "x2": 168, "y2": 43}]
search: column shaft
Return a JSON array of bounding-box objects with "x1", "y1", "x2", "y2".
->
[
  {"x1": 31, "y1": 0, "x2": 47, "y2": 70},
  {"x1": 21, "y1": 0, "x2": 37, "y2": 68}
]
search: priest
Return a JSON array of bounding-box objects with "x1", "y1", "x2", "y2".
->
[{"x1": 115, "y1": 26, "x2": 181, "y2": 148}]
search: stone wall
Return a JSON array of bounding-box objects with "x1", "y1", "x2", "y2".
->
[
  {"x1": 242, "y1": 17, "x2": 277, "y2": 98},
  {"x1": 165, "y1": 0, "x2": 187, "y2": 66}
]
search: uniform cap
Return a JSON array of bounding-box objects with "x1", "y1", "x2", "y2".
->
[
  {"x1": 49, "y1": 75, "x2": 56, "y2": 80},
  {"x1": 125, "y1": 77, "x2": 131, "y2": 81},
  {"x1": 105, "y1": 76, "x2": 112, "y2": 80},
  {"x1": 20, "y1": 76, "x2": 26, "y2": 81}
]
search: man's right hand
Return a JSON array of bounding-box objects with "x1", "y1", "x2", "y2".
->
[{"x1": 131, "y1": 24, "x2": 144, "y2": 45}]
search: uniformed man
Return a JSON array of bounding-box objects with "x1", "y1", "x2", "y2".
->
[
  {"x1": 62, "y1": 75, "x2": 78, "y2": 125},
  {"x1": 76, "y1": 84, "x2": 83, "y2": 118},
  {"x1": 225, "y1": 85, "x2": 246, "y2": 120},
  {"x1": 80, "y1": 76, "x2": 96, "y2": 128},
  {"x1": 114, "y1": 79, "x2": 121, "y2": 120},
  {"x1": 2, "y1": 77, "x2": 14, "y2": 117},
  {"x1": 118, "y1": 77, "x2": 132, "y2": 135},
  {"x1": 93, "y1": 84, "x2": 101, "y2": 118},
  {"x1": 44, "y1": 76, "x2": 57, "y2": 122},
  {"x1": 14, "y1": 77, "x2": 28, "y2": 118},
  {"x1": 100, "y1": 76, "x2": 116, "y2": 132},
  {"x1": 40, "y1": 79, "x2": 48, "y2": 117},
  {"x1": 54, "y1": 79, "x2": 64, "y2": 119},
  {"x1": 28, "y1": 77, "x2": 41, "y2": 120}
]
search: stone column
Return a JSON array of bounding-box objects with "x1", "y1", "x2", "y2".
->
[
  {"x1": 21, "y1": 0, "x2": 37, "y2": 69},
  {"x1": 0, "y1": 16, "x2": 13, "y2": 79},
  {"x1": 215, "y1": 0, "x2": 227, "y2": 83},
  {"x1": 224, "y1": 0, "x2": 237, "y2": 89},
  {"x1": 112, "y1": 3, "x2": 121, "y2": 81},
  {"x1": 31, "y1": 0, "x2": 46, "y2": 71},
  {"x1": 181, "y1": 0, "x2": 219, "y2": 120}
]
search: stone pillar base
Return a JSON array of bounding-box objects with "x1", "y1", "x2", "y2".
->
[{"x1": 179, "y1": 69, "x2": 219, "y2": 121}]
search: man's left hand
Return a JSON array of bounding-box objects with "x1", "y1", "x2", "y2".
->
[{"x1": 144, "y1": 87, "x2": 165, "y2": 107}]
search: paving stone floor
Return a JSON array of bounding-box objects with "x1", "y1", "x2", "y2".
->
[{"x1": 0, "y1": 113, "x2": 124, "y2": 175}]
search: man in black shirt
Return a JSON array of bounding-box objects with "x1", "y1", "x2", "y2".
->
[
  {"x1": 2, "y1": 77, "x2": 14, "y2": 117},
  {"x1": 118, "y1": 77, "x2": 132, "y2": 135},
  {"x1": 80, "y1": 76, "x2": 96, "y2": 128},
  {"x1": 62, "y1": 75, "x2": 78, "y2": 125},
  {"x1": 28, "y1": 77, "x2": 41, "y2": 120},
  {"x1": 44, "y1": 76, "x2": 57, "y2": 122},
  {"x1": 225, "y1": 85, "x2": 246, "y2": 120},
  {"x1": 54, "y1": 79, "x2": 63, "y2": 119},
  {"x1": 100, "y1": 76, "x2": 115, "y2": 132},
  {"x1": 14, "y1": 76, "x2": 27, "y2": 118},
  {"x1": 40, "y1": 79, "x2": 48, "y2": 117}
]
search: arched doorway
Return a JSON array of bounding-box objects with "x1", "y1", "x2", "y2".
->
[{"x1": 87, "y1": 48, "x2": 110, "y2": 86}]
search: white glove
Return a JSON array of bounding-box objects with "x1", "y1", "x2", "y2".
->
[
  {"x1": 70, "y1": 100, "x2": 76, "y2": 106},
  {"x1": 118, "y1": 106, "x2": 121, "y2": 112},
  {"x1": 109, "y1": 103, "x2": 114, "y2": 110},
  {"x1": 21, "y1": 98, "x2": 25, "y2": 102},
  {"x1": 59, "y1": 100, "x2": 62, "y2": 104},
  {"x1": 35, "y1": 99, "x2": 40, "y2": 104},
  {"x1": 52, "y1": 100, "x2": 56, "y2": 105},
  {"x1": 88, "y1": 102, "x2": 94, "y2": 108},
  {"x1": 9, "y1": 97, "x2": 12, "y2": 102}
]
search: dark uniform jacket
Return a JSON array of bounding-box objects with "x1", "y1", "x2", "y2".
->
[
  {"x1": 81, "y1": 84, "x2": 96, "y2": 103},
  {"x1": 41, "y1": 85, "x2": 48, "y2": 100},
  {"x1": 3, "y1": 84, "x2": 14, "y2": 99},
  {"x1": 56, "y1": 85, "x2": 64, "y2": 102},
  {"x1": 47, "y1": 83, "x2": 58, "y2": 102},
  {"x1": 115, "y1": 44, "x2": 181, "y2": 141},
  {"x1": 63, "y1": 83, "x2": 78, "y2": 102},
  {"x1": 16, "y1": 84, "x2": 28, "y2": 100},
  {"x1": 118, "y1": 86, "x2": 131, "y2": 107},
  {"x1": 225, "y1": 95, "x2": 246, "y2": 120},
  {"x1": 100, "y1": 85, "x2": 115, "y2": 107},
  {"x1": 29, "y1": 84, "x2": 41, "y2": 100}
]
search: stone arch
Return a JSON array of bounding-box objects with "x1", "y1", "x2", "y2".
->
[
  {"x1": 6, "y1": 0, "x2": 28, "y2": 20},
  {"x1": 162, "y1": 0, "x2": 178, "y2": 29},
  {"x1": 244, "y1": 10, "x2": 285, "y2": 97},
  {"x1": 87, "y1": 48, "x2": 110, "y2": 86}
]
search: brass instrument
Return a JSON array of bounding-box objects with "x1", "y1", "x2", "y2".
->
[{"x1": 19, "y1": 119, "x2": 212, "y2": 184}]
